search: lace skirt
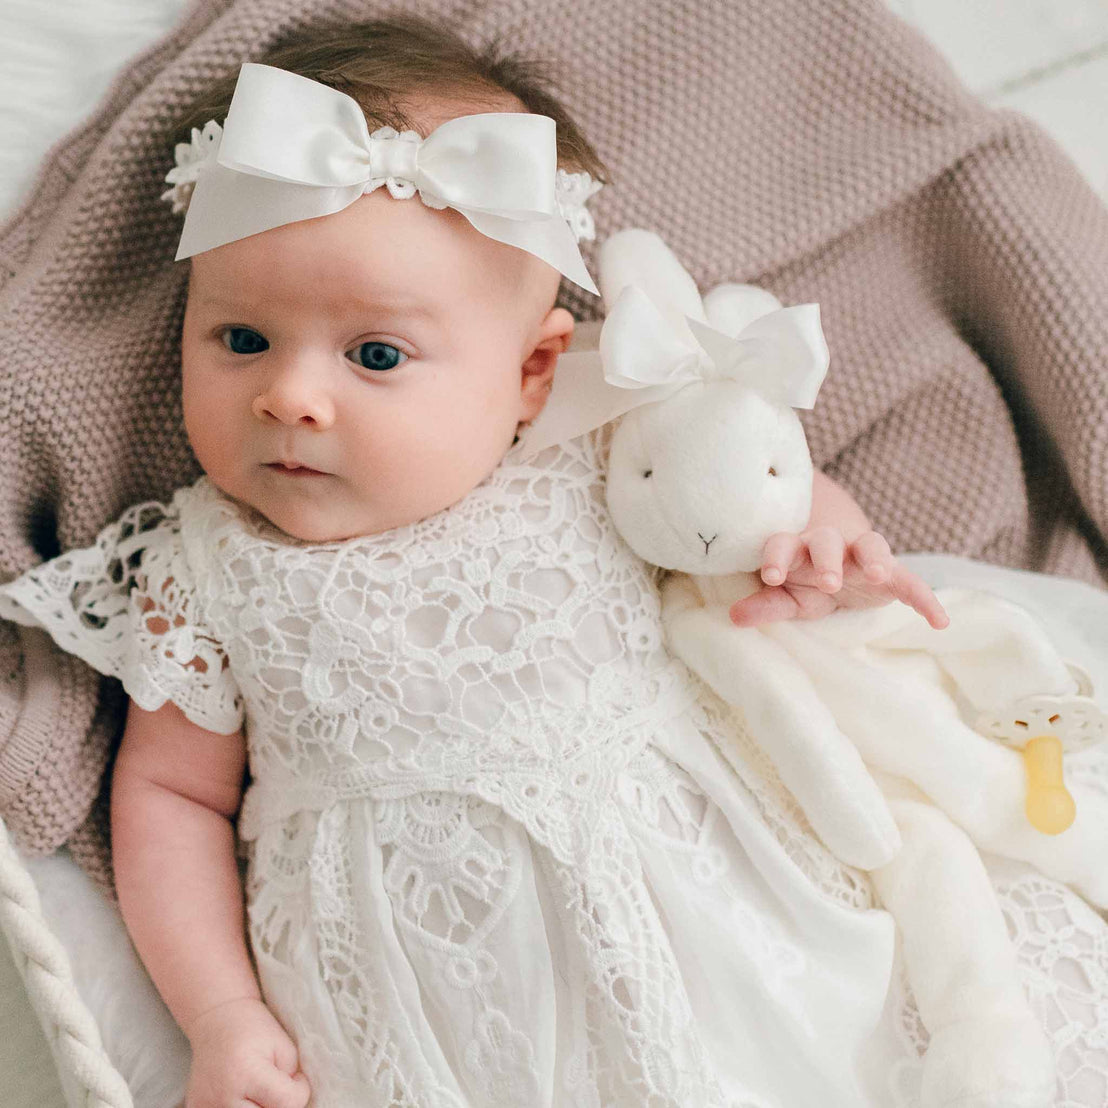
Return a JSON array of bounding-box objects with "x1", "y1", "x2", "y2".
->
[
  {"x1": 243, "y1": 709, "x2": 1108, "y2": 1108},
  {"x1": 243, "y1": 708, "x2": 914, "y2": 1108}
]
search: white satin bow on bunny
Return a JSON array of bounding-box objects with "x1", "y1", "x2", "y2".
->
[
  {"x1": 602, "y1": 284, "x2": 828, "y2": 403},
  {"x1": 174, "y1": 64, "x2": 599, "y2": 294},
  {"x1": 517, "y1": 281, "x2": 830, "y2": 459}
]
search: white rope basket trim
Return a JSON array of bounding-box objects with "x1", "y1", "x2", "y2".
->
[{"x1": 0, "y1": 816, "x2": 133, "y2": 1108}]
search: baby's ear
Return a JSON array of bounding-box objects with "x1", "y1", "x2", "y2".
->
[{"x1": 520, "y1": 307, "x2": 575, "y2": 421}]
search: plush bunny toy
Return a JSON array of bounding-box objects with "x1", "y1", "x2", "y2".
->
[{"x1": 535, "y1": 229, "x2": 1108, "y2": 1108}]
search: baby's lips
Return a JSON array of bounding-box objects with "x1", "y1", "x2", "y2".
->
[{"x1": 266, "y1": 459, "x2": 329, "y2": 475}]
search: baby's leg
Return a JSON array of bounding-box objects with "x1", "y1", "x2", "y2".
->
[{"x1": 872, "y1": 789, "x2": 1055, "y2": 1108}]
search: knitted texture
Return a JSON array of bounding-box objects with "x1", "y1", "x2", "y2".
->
[{"x1": 1, "y1": 0, "x2": 1107, "y2": 895}]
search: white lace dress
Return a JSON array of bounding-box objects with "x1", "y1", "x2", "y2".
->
[{"x1": 2, "y1": 431, "x2": 1107, "y2": 1108}]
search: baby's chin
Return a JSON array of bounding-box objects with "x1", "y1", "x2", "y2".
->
[
  {"x1": 248, "y1": 498, "x2": 403, "y2": 544},
  {"x1": 219, "y1": 479, "x2": 480, "y2": 545}
]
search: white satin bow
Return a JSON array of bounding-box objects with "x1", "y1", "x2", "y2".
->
[
  {"x1": 600, "y1": 285, "x2": 828, "y2": 406},
  {"x1": 517, "y1": 284, "x2": 829, "y2": 459},
  {"x1": 175, "y1": 64, "x2": 599, "y2": 294}
]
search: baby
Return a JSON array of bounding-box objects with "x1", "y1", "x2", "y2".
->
[{"x1": 0, "y1": 17, "x2": 948, "y2": 1108}]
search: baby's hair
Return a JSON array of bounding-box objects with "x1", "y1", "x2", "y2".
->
[{"x1": 173, "y1": 15, "x2": 609, "y2": 183}]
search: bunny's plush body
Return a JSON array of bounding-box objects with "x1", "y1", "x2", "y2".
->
[{"x1": 591, "y1": 230, "x2": 1108, "y2": 1108}]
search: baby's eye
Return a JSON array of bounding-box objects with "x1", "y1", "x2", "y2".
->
[
  {"x1": 221, "y1": 327, "x2": 269, "y2": 355},
  {"x1": 347, "y1": 341, "x2": 408, "y2": 373}
]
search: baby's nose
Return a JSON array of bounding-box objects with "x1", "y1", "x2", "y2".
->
[{"x1": 252, "y1": 362, "x2": 335, "y2": 428}]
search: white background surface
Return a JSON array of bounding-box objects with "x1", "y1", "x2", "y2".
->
[
  {"x1": 2, "y1": 2, "x2": 1108, "y2": 1106},
  {"x1": 889, "y1": 0, "x2": 1108, "y2": 197}
]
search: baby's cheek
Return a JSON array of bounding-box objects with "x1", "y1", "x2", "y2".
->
[
  {"x1": 182, "y1": 377, "x2": 240, "y2": 483},
  {"x1": 417, "y1": 403, "x2": 516, "y2": 505},
  {"x1": 193, "y1": 428, "x2": 239, "y2": 484}
]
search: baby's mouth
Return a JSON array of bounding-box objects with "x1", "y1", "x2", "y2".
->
[{"x1": 265, "y1": 461, "x2": 328, "y2": 476}]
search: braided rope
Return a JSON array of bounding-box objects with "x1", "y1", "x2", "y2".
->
[{"x1": 0, "y1": 817, "x2": 133, "y2": 1108}]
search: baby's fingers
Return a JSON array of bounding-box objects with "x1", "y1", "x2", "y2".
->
[
  {"x1": 760, "y1": 533, "x2": 804, "y2": 586},
  {"x1": 848, "y1": 531, "x2": 893, "y2": 584},
  {"x1": 730, "y1": 586, "x2": 803, "y2": 626},
  {"x1": 803, "y1": 527, "x2": 846, "y2": 592},
  {"x1": 888, "y1": 565, "x2": 950, "y2": 630},
  {"x1": 243, "y1": 1066, "x2": 311, "y2": 1108}
]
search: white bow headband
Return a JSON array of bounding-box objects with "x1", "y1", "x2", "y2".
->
[
  {"x1": 162, "y1": 63, "x2": 602, "y2": 294},
  {"x1": 517, "y1": 283, "x2": 829, "y2": 458}
]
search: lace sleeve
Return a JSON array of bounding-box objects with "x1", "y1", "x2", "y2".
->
[{"x1": 0, "y1": 494, "x2": 243, "y2": 734}]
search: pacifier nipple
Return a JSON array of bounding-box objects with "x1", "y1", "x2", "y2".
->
[{"x1": 1022, "y1": 734, "x2": 1076, "y2": 835}]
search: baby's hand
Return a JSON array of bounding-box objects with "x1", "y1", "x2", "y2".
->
[
  {"x1": 728, "y1": 526, "x2": 949, "y2": 629},
  {"x1": 185, "y1": 996, "x2": 311, "y2": 1108}
]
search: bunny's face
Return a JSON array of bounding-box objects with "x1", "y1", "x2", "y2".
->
[{"x1": 606, "y1": 380, "x2": 813, "y2": 574}]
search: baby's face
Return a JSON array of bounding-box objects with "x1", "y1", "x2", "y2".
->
[{"x1": 181, "y1": 187, "x2": 573, "y2": 542}]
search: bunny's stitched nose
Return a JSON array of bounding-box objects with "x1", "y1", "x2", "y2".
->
[{"x1": 697, "y1": 531, "x2": 717, "y2": 555}]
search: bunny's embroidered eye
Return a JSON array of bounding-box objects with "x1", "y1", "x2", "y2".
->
[{"x1": 642, "y1": 469, "x2": 653, "y2": 479}]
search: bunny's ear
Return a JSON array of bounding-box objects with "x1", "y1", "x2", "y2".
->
[
  {"x1": 598, "y1": 229, "x2": 706, "y2": 342},
  {"x1": 703, "y1": 283, "x2": 784, "y2": 338}
]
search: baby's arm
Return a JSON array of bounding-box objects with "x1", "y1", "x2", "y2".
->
[
  {"x1": 112, "y1": 700, "x2": 310, "y2": 1108},
  {"x1": 729, "y1": 469, "x2": 949, "y2": 628}
]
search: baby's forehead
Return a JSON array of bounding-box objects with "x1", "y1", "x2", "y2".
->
[{"x1": 188, "y1": 200, "x2": 554, "y2": 324}]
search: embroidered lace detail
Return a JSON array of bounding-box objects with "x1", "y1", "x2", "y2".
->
[
  {"x1": 161, "y1": 120, "x2": 222, "y2": 214},
  {"x1": 556, "y1": 168, "x2": 603, "y2": 242},
  {"x1": 363, "y1": 126, "x2": 425, "y2": 202},
  {"x1": 0, "y1": 497, "x2": 242, "y2": 733},
  {"x1": 544, "y1": 812, "x2": 728, "y2": 1105},
  {"x1": 160, "y1": 433, "x2": 692, "y2": 869},
  {"x1": 1000, "y1": 865, "x2": 1108, "y2": 1108}
]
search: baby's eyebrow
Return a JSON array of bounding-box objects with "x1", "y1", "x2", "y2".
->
[
  {"x1": 339, "y1": 298, "x2": 443, "y2": 339},
  {"x1": 346, "y1": 297, "x2": 438, "y2": 321},
  {"x1": 193, "y1": 294, "x2": 263, "y2": 313},
  {"x1": 194, "y1": 294, "x2": 438, "y2": 322}
]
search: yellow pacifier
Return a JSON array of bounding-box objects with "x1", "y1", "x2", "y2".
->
[
  {"x1": 1020, "y1": 734, "x2": 1074, "y2": 834},
  {"x1": 976, "y1": 663, "x2": 1106, "y2": 836}
]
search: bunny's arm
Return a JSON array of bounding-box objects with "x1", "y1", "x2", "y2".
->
[{"x1": 661, "y1": 574, "x2": 900, "y2": 870}]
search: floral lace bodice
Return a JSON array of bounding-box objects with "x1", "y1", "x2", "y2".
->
[{"x1": 9, "y1": 435, "x2": 699, "y2": 866}]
